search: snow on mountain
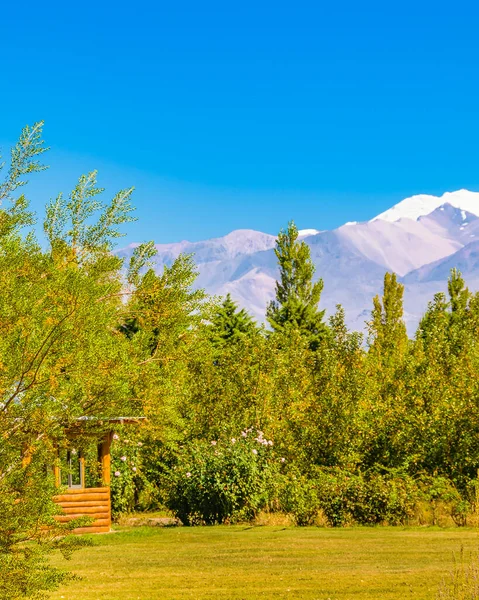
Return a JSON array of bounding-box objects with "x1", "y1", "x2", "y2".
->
[
  {"x1": 118, "y1": 189, "x2": 479, "y2": 333},
  {"x1": 298, "y1": 229, "x2": 321, "y2": 238},
  {"x1": 373, "y1": 190, "x2": 479, "y2": 223}
]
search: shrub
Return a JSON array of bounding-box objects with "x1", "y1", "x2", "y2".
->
[
  {"x1": 278, "y1": 473, "x2": 321, "y2": 525},
  {"x1": 352, "y1": 470, "x2": 418, "y2": 525},
  {"x1": 420, "y1": 476, "x2": 472, "y2": 527},
  {"x1": 313, "y1": 468, "x2": 419, "y2": 526},
  {"x1": 162, "y1": 429, "x2": 279, "y2": 525},
  {"x1": 110, "y1": 431, "x2": 152, "y2": 518}
]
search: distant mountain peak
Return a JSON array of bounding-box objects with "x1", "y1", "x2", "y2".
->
[
  {"x1": 298, "y1": 229, "x2": 321, "y2": 238},
  {"x1": 372, "y1": 189, "x2": 479, "y2": 223}
]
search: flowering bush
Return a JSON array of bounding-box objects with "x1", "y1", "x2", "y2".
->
[
  {"x1": 162, "y1": 429, "x2": 280, "y2": 525},
  {"x1": 110, "y1": 431, "x2": 151, "y2": 518}
]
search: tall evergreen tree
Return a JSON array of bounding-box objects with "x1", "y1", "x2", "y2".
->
[
  {"x1": 266, "y1": 221, "x2": 327, "y2": 349},
  {"x1": 209, "y1": 293, "x2": 257, "y2": 347}
]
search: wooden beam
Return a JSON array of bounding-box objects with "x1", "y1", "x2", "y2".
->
[{"x1": 99, "y1": 432, "x2": 112, "y2": 485}]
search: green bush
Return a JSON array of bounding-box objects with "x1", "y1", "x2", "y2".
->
[
  {"x1": 110, "y1": 431, "x2": 152, "y2": 518},
  {"x1": 313, "y1": 468, "x2": 418, "y2": 526},
  {"x1": 162, "y1": 429, "x2": 279, "y2": 525},
  {"x1": 420, "y1": 476, "x2": 473, "y2": 527},
  {"x1": 278, "y1": 473, "x2": 321, "y2": 525}
]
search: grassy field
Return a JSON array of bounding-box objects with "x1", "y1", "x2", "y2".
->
[{"x1": 51, "y1": 525, "x2": 479, "y2": 600}]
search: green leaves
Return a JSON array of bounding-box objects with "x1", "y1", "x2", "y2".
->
[
  {"x1": 0, "y1": 121, "x2": 48, "y2": 238},
  {"x1": 0, "y1": 120, "x2": 49, "y2": 204},
  {"x1": 127, "y1": 241, "x2": 157, "y2": 287},
  {"x1": 44, "y1": 170, "x2": 137, "y2": 259}
]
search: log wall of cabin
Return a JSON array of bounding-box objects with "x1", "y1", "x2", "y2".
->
[{"x1": 54, "y1": 487, "x2": 111, "y2": 533}]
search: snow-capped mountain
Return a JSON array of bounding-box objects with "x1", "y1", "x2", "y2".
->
[
  {"x1": 118, "y1": 190, "x2": 479, "y2": 333},
  {"x1": 373, "y1": 189, "x2": 479, "y2": 223}
]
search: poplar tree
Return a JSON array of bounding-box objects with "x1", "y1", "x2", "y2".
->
[
  {"x1": 367, "y1": 272, "x2": 408, "y2": 364},
  {"x1": 266, "y1": 221, "x2": 327, "y2": 349}
]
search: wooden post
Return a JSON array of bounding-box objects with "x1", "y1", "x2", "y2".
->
[
  {"x1": 99, "y1": 432, "x2": 112, "y2": 486},
  {"x1": 80, "y1": 455, "x2": 85, "y2": 488},
  {"x1": 49, "y1": 446, "x2": 60, "y2": 486}
]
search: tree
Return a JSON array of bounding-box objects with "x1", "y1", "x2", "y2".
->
[
  {"x1": 367, "y1": 272, "x2": 408, "y2": 364},
  {"x1": 0, "y1": 122, "x2": 153, "y2": 599},
  {"x1": 208, "y1": 294, "x2": 257, "y2": 347},
  {"x1": 266, "y1": 221, "x2": 327, "y2": 349}
]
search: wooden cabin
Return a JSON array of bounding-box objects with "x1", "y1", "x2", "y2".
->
[{"x1": 53, "y1": 417, "x2": 144, "y2": 534}]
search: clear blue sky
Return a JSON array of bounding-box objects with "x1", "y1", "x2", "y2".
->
[{"x1": 1, "y1": 1, "x2": 479, "y2": 244}]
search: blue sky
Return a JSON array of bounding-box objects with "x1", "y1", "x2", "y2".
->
[{"x1": 1, "y1": 1, "x2": 479, "y2": 244}]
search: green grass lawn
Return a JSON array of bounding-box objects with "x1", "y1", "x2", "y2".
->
[{"x1": 51, "y1": 525, "x2": 479, "y2": 600}]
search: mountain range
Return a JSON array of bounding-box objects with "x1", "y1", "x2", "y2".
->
[{"x1": 117, "y1": 189, "x2": 479, "y2": 334}]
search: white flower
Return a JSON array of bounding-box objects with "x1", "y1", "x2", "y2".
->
[
  {"x1": 71, "y1": 448, "x2": 77, "y2": 455},
  {"x1": 114, "y1": 471, "x2": 121, "y2": 477},
  {"x1": 120, "y1": 456, "x2": 127, "y2": 462},
  {"x1": 280, "y1": 457, "x2": 286, "y2": 463},
  {"x1": 186, "y1": 472, "x2": 192, "y2": 478},
  {"x1": 137, "y1": 442, "x2": 143, "y2": 447},
  {"x1": 132, "y1": 466, "x2": 137, "y2": 472},
  {"x1": 268, "y1": 440, "x2": 273, "y2": 446},
  {"x1": 252, "y1": 449, "x2": 258, "y2": 455},
  {"x1": 231, "y1": 438, "x2": 236, "y2": 444},
  {"x1": 211, "y1": 440, "x2": 217, "y2": 446},
  {"x1": 113, "y1": 434, "x2": 119, "y2": 441},
  {"x1": 241, "y1": 431, "x2": 247, "y2": 438}
]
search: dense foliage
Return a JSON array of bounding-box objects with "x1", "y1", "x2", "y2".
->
[{"x1": 118, "y1": 215, "x2": 479, "y2": 529}]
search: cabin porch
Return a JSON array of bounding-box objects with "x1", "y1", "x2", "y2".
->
[{"x1": 53, "y1": 431, "x2": 113, "y2": 533}]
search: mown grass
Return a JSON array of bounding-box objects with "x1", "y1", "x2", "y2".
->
[{"x1": 51, "y1": 526, "x2": 479, "y2": 600}]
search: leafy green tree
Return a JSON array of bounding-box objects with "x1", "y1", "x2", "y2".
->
[
  {"x1": 0, "y1": 122, "x2": 154, "y2": 598},
  {"x1": 411, "y1": 270, "x2": 479, "y2": 488},
  {"x1": 208, "y1": 293, "x2": 257, "y2": 347},
  {"x1": 282, "y1": 307, "x2": 366, "y2": 471},
  {"x1": 367, "y1": 272, "x2": 408, "y2": 363},
  {"x1": 361, "y1": 273, "x2": 410, "y2": 468},
  {"x1": 267, "y1": 221, "x2": 327, "y2": 349}
]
